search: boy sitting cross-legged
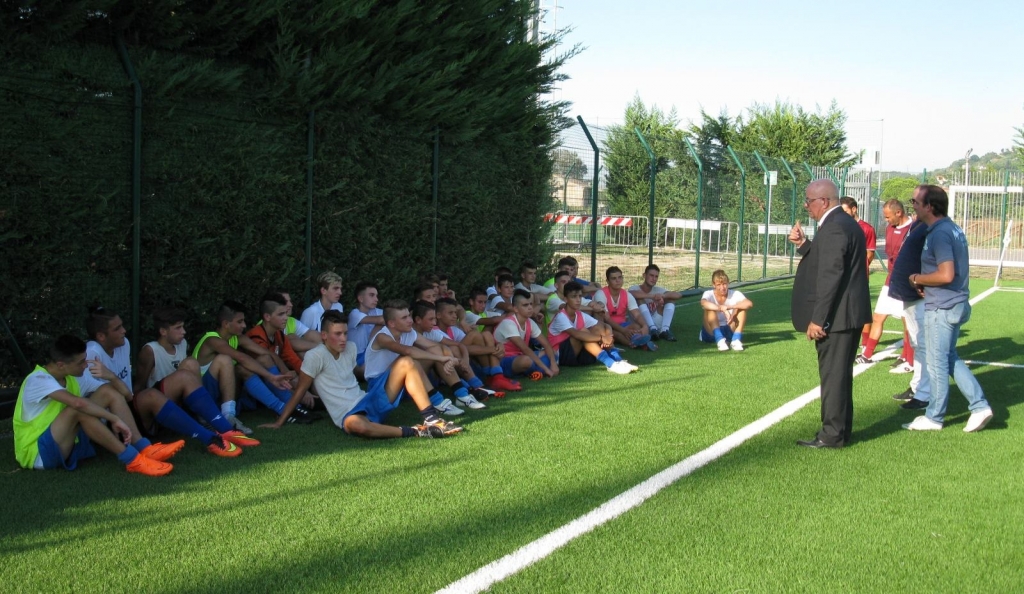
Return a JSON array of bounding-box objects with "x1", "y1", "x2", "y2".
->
[
  {"x1": 434, "y1": 297, "x2": 521, "y2": 393},
  {"x1": 260, "y1": 311, "x2": 462, "y2": 438},
  {"x1": 494, "y1": 289, "x2": 559, "y2": 380},
  {"x1": 700, "y1": 269, "x2": 753, "y2": 351},
  {"x1": 549, "y1": 282, "x2": 637, "y2": 374}
]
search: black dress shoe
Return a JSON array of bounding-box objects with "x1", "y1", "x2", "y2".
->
[
  {"x1": 796, "y1": 438, "x2": 842, "y2": 449},
  {"x1": 901, "y1": 398, "x2": 928, "y2": 410}
]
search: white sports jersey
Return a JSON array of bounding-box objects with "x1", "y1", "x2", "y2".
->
[
  {"x1": 86, "y1": 340, "x2": 132, "y2": 392},
  {"x1": 628, "y1": 284, "x2": 668, "y2": 306},
  {"x1": 420, "y1": 328, "x2": 447, "y2": 343},
  {"x1": 363, "y1": 327, "x2": 417, "y2": 380},
  {"x1": 144, "y1": 340, "x2": 189, "y2": 388},
  {"x1": 515, "y1": 282, "x2": 553, "y2": 295},
  {"x1": 701, "y1": 288, "x2": 747, "y2": 326},
  {"x1": 347, "y1": 307, "x2": 383, "y2": 356},
  {"x1": 300, "y1": 301, "x2": 344, "y2": 332}
]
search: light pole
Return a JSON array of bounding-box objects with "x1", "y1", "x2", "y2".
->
[{"x1": 964, "y1": 148, "x2": 973, "y2": 229}]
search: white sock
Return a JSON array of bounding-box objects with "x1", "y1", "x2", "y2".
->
[
  {"x1": 661, "y1": 303, "x2": 676, "y2": 332},
  {"x1": 221, "y1": 400, "x2": 237, "y2": 418},
  {"x1": 640, "y1": 305, "x2": 657, "y2": 333}
]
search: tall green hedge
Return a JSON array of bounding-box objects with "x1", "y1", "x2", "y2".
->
[{"x1": 0, "y1": 0, "x2": 569, "y2": 383}]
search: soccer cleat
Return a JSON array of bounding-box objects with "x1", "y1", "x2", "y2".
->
[
  {"x1": 415, "y1": 418, "x2": 464, "y2": 438},
  {"x1": 889, "y1": 361, "x2": 913, "y2": 374},
  {"x1": 619, "y1": 360, "x2": 639, "y2": 372},
  {"x1": 650, "y1": 330, "x2": 661, "y2": 341},
  {"x1": 902, "y1": 416, "x2": 942, "y2": 431},
  {"x1": 659, "y1": 330, "x2": 677, "y2": 342},
  {"x1": 645, "y1": 341, "x2": 659, "y2": 352},
  {"x1": 890, "y1": 356, "x2": 907, "y2": 368},
  {"x1": 892, "y1": 387, "x2": 915, "y2": 402},
  {"x1": 221, "y1": 430, "x2": 261, "y2": 447},
  {"x1": 286, "y1": 413, "x2": 314, "y2": 425},
  {"x1": 207, "y1": 436, "x2": 243, "y2": 457},
  {"x1": 139, "y1": 440, "x2": 185, "y2": 462},
  {"x1": 730, "y1": 339, "x2": 744, "y2": 351},
  {"x1": 293, "y1": 404, "x2": 322, "y2": 422},
  {"x1": 126, "y1": 454, "x2": 173, "y2": 476},
  {"x1": 716, "y1": 338, "x2": 729, "y2": 351},
  {"x1": 607, "y1": 360, "x2": 632, "y2": 375},
  {"x1": 963, "y1": 408, "x2": 994, "y2": 433},
  {"x1": 471, "y1": 387, "x2": 503, "y2": 400},
  {"x1": 631, "y1": 334, "x2": 651, "y2": 348},
  {"x1": 435, "y1": 398, "x2": 465, "y2": 416},
  {"x1": 226, "y1": 413, "x2": 254, "y2": 435},
  {"x1": 456, "y1": 393, "x2": 487, "y2": 410},
  {"x1": 487, "y1": 374, "x2": 520, "y2": 393},
  {"x1": 529, "y1": 371, "x2": 544, "y2": 381},
  {"x1": 854, "y1": 355, "x2": 871, "y2": 365}
]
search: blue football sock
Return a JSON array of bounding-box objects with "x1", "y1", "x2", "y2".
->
[
  {"x1": 427, "y1": 387, "x2": 443, "y2": 407},
  {"x1": 419, "y1": 405, "x2": 441, "y2": 422},
  {"x1": 713, "y1": 327, "x2": 725, "y2": 341},
  {"x1": 243, "y1": 375, "x2": 285, "y2": 414},
  {"x1": 118, "y1": 445, "x2": 140, "y2": 465},
  {"x1": 608, "y1": 348, "x2": 623, "y2": 362},
  {"x1": 597, "y1": 350, "x2": 615, "y2": 368},
  {"x1": 489, "y1": 366, "x2": 502, "y2": 376},
  {"x1": 467, "y1": 376, "x2": 484, "y2": 389},
  {"x1": 156, "y1": 401, "x2": 217, "y2": 443},
  {"x1": 265, "y1": 366, "x2": 293, "y2": 403},
  {"x1": 733, "y1": 331, "x2": 743, "y2": 342},
  {"x1": 184, "y1": 387, "x2": 233, "y2": 433},
  {"x1": 454, "y1": 386, "x2": 469, "y2": 399},
  {"x1": 134, "y1": 437, "x2": 152, "y2": 450},
  {"x1": 528, "y1": 355, "x2": 551, "y2": 374}
]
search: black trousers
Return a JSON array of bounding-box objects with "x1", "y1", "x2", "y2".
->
[{"x1": 815, "y1": 328, "x2": 858, "y2": 446}]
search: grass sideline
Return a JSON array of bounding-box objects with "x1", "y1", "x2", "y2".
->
[{"x1": 1, "y1": 278, "x2": 1021, "y2": 593}]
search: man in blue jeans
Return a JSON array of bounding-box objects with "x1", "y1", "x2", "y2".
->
[{"x1": 902, "y1": 185, "x2": 993, "y2": 433}]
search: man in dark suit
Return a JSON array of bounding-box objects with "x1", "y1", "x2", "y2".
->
[{"x1": 789, "y1": 179, "x2": 871, "y2": 448}]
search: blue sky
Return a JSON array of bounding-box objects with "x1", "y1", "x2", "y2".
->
[{"x1": 542, "y1": 0, "x2": 1023, "y2": 172}]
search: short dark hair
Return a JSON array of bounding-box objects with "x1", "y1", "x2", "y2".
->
[
  {"x1": 217, "y1": 300, "x2": 247, "y2": 326},
  {"x1": 153, "y1": 307, "x2": 186, "y2": 330},
  {"x1": 564, "y1": 281, "x2": 584, "y2": 297},
  {"x1": 557, "y1": 256, "x2": 577, "y2": 268},
  {"x1": 435, "y1": 297, "x2": 459, "y2": 312},
  {"x1": 382, "y1": 299, "x2": 409, "y2": 322},
  {"x1": 468, "y1": 287, "x2": 488, "y2": 301},
  {"x1": 49, "y1": 334, "x2": 86, "y2": 363},
  {"x1": 411, "y1": 299, "x2": 435, "y2": 321},
  {"x1": 320, "y1": 310, "x2": 346, "y2": 332},
  {"x1": 512, "y1": 289, "x2": 533, "y2": 306},
  {"x1": 259, "y1": 292, "x2": 288, "y2": 317},
  {"x1": 918, "y1": 184, "x2": 949, "y2": 217},
  {"x1": 554, "y1": 270, "x2": 571, "y2": 282},
  {"x1": 496, "y1": 274, "x2": 515, "y2": 288},
  {"x1": 413, "y1": 282, "x2": 437, "y2": 300},
  {"x1": 520, "y1": 262, "x2": 537, "y2": 273},
  {"x1": 494, "y1": 266, "x2": 512, "y2": 277},
  {"x1": 644, "y1": 264, "x2": 660, "y2": 275},
  {"x1": 354, "y1": 281, "x2": 378, "y2": 298},
  {"x1": 839, "y1": 197, "x2": 859, "y2": 210},
  {"x1": 85, "y1": 305, "x2": 119, "y2": 340},
  {"x1": 605, "y1": 266, "x2": 623, "y2": 280}
]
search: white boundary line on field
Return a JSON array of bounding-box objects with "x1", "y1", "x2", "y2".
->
[
  {"x1": 436, "y1": 284, "x2": 1001, "y2": 594},
  {"x1": 964, "y1": 361, "x2": 1024, "y2": 369}
]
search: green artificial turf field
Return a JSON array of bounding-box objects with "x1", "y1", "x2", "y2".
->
[{"x1": 2, "y1": 278, "x2": 1022, "y2": 593}]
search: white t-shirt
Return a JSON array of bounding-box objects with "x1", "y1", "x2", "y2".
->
[
  {"x1": 515, "y1": 282, "x2": 553, "y2": 295},
  {"x1": 545, "y1": 293, "x2": 565, "y2": 316},
  {"x1": 364, "y1": 327, "x2": 417, "y2": 380},
  {"x1": 86, "y1": 340, "x2": 132, "y2": 391},
  {"x1": 701, "y1": 288, "x2": 748, "y2": 326},
  {"x1": 592, "y1": 289, "x2": 639, "y2": 311},
  {"x1": 628, "y1": 284, "x2": 668, "y2": 305},
  {"x1": 420, "y1": 328, "x2": 448, "y2": 343},
  {"x1": 347, "y1": 307, "x2": 383, "y2": 356},
  {"x1": 463, "y1": 310, "x2": 482, "y2": 326},
  {"x1": 437, "y1": 325, "x2": 466, "y2": 342},
  {"x1": 19, "y1": 369, "x2": 106, "y2": 424},
  {"x1": 548, "y1": 310, "x2": 599, "y2": 338},
  {"x1": 494, "y1": 316, "x2": 541, "y2": 344},
  {"x1": 486, "y1": 294, "x2": 512, "y2": 318},
  {"x1": 300, "y1": 301, "x2": 344, "y2": 332},
  {"x1": 301, "y1": 343, "x2": 364, "y2": 429},
  {"x1": 144, "y1": 339, "x2": 189, "y2": 387}
]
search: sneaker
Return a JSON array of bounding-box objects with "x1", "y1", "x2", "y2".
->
[
  {"x1": 126, "y1": 454, "x2": 173, "y2": 476},
  {"x1": 854, "y1": 354, "x2": 871, "y2": 365},
  {"x1": 456, "y1": 393, "x2": 487, "y2": 410},
  {"x1": 631, "y1": 334, "x2": 652, "y2": 348},
  {"x1": 901, "y1": 398, "x2": 929, "y2": 410},
  {"x1": 716, "y1": 338, "x2": 729, "y2": 351},
  {"x1": 730, "y1": 339, "x2": 744, "y2": 351},
  {"x1": 435, "y1": 398, "x2": 465, "y2": 416},
  {"x1": 471, "y1": 387, "x2": 503, "y2": 400},
  {"x1": 415, "y1": 418, "x2": 464, "y2": 438},
  {"x1": 891, "y1": 387, "x2": 915, "y2": 402},
  {"x1": 890, "y1": 356, "x2": 906, "y2": 368},
  {"x1": 963, "y1": 408, "x2": 994, "y2": 433},
  {"x1": 529, "y1": 371, "x2": 544, "y2": 381},
  {"x1": 902, "y1": 416, "x2": 942, "y2": 431},
  {"x1": 645, "y1": 341, "x2": 659, "y2": 352},
  {"x1": 659, "y1": 330, "x2": 677, "y2": 342},
  {"x1": 619, "y1": 360, "x2": 639, "y2": 372},
  {"x1": 286, "y1": 413, "x2": 314, "y2": 424},
  {"x1": 889, "y1": 361, "x2": 913, "y2": 374},
  {"x1": 139, "y1": 440, "x2": 185, "y2": 462},
  {"x1": 226, "y1": 413, "x2": 254, "y2": 435},
  {"x1": 607, "y1": 360, "x2": 632, "y2": 375},
  {"x1": 221, "y1": 430, "x2": 261, "y2": 447},
  {"x1": 650, "y1": 330, "x2": 661, "y2": 341},
  {"x1": 486, "y1": 375, "x2": 517, "y2": 394},
  {"x1": 293, "y1": 404, "x2": 323, "y2": 422},
  {"x1": 207, "y1": 436, "x2": 243, "y2": 457}
]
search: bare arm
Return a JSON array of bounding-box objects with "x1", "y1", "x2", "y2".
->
[
  {"x1": 260, "y1": 372, "x2": 315, "y2": 429},
  {"x1": 133, "y1": 344, "x2": 156, "y2": 395}
]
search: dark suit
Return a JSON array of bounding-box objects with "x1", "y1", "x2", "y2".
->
[{"x1": 792, "y1": 207, "x2": 871, "y2": 446}]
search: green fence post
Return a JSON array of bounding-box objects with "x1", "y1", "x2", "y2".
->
[
  {"x1": 780, "y1": 158, "x2": 798, "y2": 273},
  {"x1": 752, "y1": 151, "x2": 771, "y2": 279},
  {"x1": 726, "y1": 147, "x2": 746, "y2": 281},
  {"x1": 432, "y1": 127, "x2": 440, "y2": 270},
  {"x1": 305, "y1": 110, "x2": 314, "y2": 305},
  {"x1": 921, "y1": 168, "x2": 927, "y2": 183},
  {"x1": 634, "y1": 128, "x2": 657, "y2": 266},
  {"x1": 683, "y1": 138, "x2": 704, "y2": 288},
  {"x1": 577, "y1": 117, "x2": 601, "y2": 283},
  {"x1": 839, "y1": 166, "x2": 849, "y2": 197},
  {"x1": 115, "y1": 35, "x2": 142, "y2": 359},
  {"x1": 804, "y1": 162, "x2": 819, "y2": 234}
]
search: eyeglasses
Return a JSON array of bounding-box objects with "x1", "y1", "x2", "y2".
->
[{"x1": 803, "y1": 197, "x2": 825, "y2": 206}]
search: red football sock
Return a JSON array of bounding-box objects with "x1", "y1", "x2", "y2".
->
[{"x1": 862, "y1": 337, "x2": 879, "y2": 359}]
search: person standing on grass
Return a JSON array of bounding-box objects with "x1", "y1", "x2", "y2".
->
[
  {"x1": 901, "y1": 185, "x2": 993, "y2": 433},
  {"x1": 854, "y1": 199, "x2": 914, "y2": 365},
  {"x1": 789, "y1": 179, "x2": 871, "y2": 449}
]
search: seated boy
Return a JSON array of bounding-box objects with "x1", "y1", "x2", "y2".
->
[
  {"x1": 364, "y1": 299, "x2": 467, "y2": 416},
  {"x1": 300, "y1": 271, "x2": 344, "y2": 332},
  {"x1": 486, "y1": 266, "x2": 514, "y2": 297},
  {"x1": 486, "y1": 274, "x2": 517, "y2": 318},
  {"x1": 462, "y1": 288, "x2": 504, "y2": 334},
  {"x1": 494, "y1": 289, "x2": 559, "y2": 379},
  {"x1": 700, "y1": 269, "x2": 753, "y2": 351},
  {"x1": 246, "y1": 293, "x2": 314, "y2": 405},
  {"x1": 545, "y1": 270, "x2": 607, "y2": 326},
  {"x1": 193, "y1": 300, "x2": 314, "y2": 423},
  {"x1": 14, "y1": 335, "x2": 181, "y2": 475},
  {"x1": 544, "y1": 256, "x2": 601, "y2": 296},
  {"x1": 412, "y1": 282, "x2": 438, "y2": 304},
  {"x1": 265, "y1": 288, "x2": 322, "y2": 354},
  {"x1": 434, "y1": 297, "x2": 520, "y2": 392},
  {"x1": 438, "y1": 273, "x2": 456, "y2": 300},
  {"x1": 87, "y1": 306, "x2": 249, "y2": 456},
  {"x1": 549, "y1": 282, "x2": 637, "y2": 374},
  {"x1": 593, "y1": 266, "x2": 656, "y2": 350},
  {"x1": 410, "y1": 300, "x2": 498, "y2": 407},
  {"x1": 259, "y1": 311, "x2": 462, "y2": 438},
  {"x1": 348, "y1": 281, "x2": 385, "y2": 375},
  {"x1": 628, "y1": 264, "x2": 682, "y2": 342},
  {"x1": 516, "y1": 261, "x2": 554, "y2": 323}
]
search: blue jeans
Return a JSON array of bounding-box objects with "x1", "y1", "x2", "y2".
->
[{"x1": 924, "y1": 301, "x2": 989, "y2": 423}]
